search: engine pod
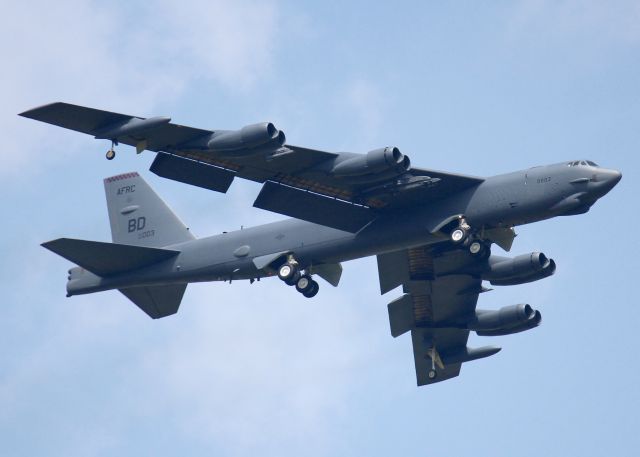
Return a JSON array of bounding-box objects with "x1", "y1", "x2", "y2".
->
[{"x1": 331, "y1": 147, "x2": 411, "y2": 177}]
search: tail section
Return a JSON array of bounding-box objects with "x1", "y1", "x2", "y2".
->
[
  {"x1": 104, "y1": 172, "x2": 195, "y2": 247},
  {"x1": 42, "y1": 172, "x2": 193, "y2": 319},
  {"x1": 43, "y1": 237, "x2": 187, "y2": 319}
]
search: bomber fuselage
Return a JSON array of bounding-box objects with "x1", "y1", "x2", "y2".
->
[{"x1": 67, "y1": 160, "x2": 620, "y2": 296}]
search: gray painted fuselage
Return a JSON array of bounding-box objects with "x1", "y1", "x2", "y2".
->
[{"x1": 68, "y1": 161, "x2": 620, "y2": 296}]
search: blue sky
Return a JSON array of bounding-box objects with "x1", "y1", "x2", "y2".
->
[{"x1": 1, "y1": 1, "x2": 639, "y2": 455}]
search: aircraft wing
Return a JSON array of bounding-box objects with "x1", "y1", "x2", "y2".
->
[
  {"x1": 19, "y1": 102, "x2": 216, "y2": 153},
  {"x1": 20, "y1": 102, "x2": 484, "y2": 232},
  {"x1": 377, "y1": 245, "x2": 500, "y2": 386}
]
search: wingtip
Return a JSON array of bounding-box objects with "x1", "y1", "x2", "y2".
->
[
  {"x1": 41, "y1": 240, "x2": 56, "y2": 252},
  {"x1": 18, "y1": 102, "x2": 65, "y2": 118},
  {"x1": 41, "y1": 238, "x2": 68, "y2": 250}
]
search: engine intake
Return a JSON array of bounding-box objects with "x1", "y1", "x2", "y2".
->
[
  {"x1": 469, "y1": 304, "x2": 542, "y2": 336},
  {"x1": 207, "y1": 122, "x2": 285, "y2": 155},
  {"x1": 331, "y1": 147, "x2": 411, "y2": 178},
  {"x1": 483, "y1": 252, "x2": 556, "y2": 286}
]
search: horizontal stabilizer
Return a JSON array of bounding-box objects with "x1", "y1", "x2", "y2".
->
[
  {"x1": 120, "y1": 283, "x2": 187, "y2": 319},
  {"x1": 254, "y1": 181, "x2": 375, "y2": 233},
  {"x1": 42, "y1": 238, "x2": 179, "y2": 276}
]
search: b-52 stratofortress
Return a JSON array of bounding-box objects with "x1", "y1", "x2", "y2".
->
[{"x1": 21, "y1": 102, "x2": 621, "y2": 386}]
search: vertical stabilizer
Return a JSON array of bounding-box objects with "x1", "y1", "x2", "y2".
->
[{"x1": 104, "y1": 172, "x2": 195, "y2": 247}]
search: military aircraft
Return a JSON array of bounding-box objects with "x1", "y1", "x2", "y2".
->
[{"x1": 20, "y1": 102, "x2": 621, "y2": 386}]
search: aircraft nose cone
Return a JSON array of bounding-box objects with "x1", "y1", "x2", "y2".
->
[
  {"x1": 602, "y1": 169, "x2": 622, "y2": 189},
  {"x1": 593, "y1": 168, "x2": 622, "y2": 196},
  {"x1": 609, "y1": 169, "x2": 622, "y2": 186}
]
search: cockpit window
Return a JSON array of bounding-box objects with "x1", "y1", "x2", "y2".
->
[{"x1": 567, "y1": 160, "x2": 598, "y2": 167}]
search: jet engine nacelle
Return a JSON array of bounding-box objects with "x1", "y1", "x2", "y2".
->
[
  {"x1": 471, "y1": 304, "x2": 542, "y2": 336},
  {"x1": 468, "y1": 303, "x2": 538, "y2": 332},
  {"x1": 483, "y1": 252, "x2": 556, "y2": 286},
  {"x1": 331, "y1": 147, "x2": 411, "y2": 178},
  {"x1": 207, "y1": 122, "x2": 285, "y2": 155}
]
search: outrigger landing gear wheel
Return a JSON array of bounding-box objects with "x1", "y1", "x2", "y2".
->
[
  {"x1": 426, "y1": 346, "x2": 442, "y2": 381},
  {"x1": 106, "y1": 140, "x2": 117, "y2": 160}
]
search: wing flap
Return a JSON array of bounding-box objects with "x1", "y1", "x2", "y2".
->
[
  {"x1": 253, "y1": 181, "x2": 376, "y2": 232},
  {"x1": 150, "y1": 152, "x2": 235, "y2": 193},
  {"x1": 387, "y1": 294, "x2": 414, "y2": 337},
  {"x1": 377, "y1": 250, "x2": 411, "y2": 294}
]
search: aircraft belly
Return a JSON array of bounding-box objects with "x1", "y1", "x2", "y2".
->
[{"x1": 68, "y1": 206, "x2": 459, "y2": 294}]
